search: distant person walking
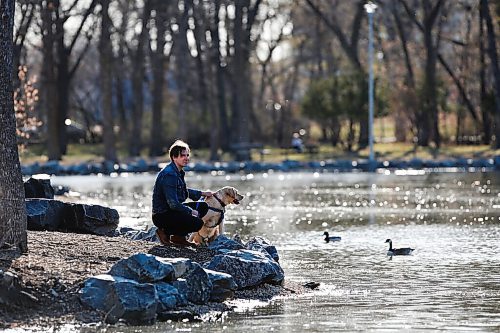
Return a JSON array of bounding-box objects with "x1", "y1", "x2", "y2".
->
[
  {"x1": 152, "y1": 140, "x2": 213, "y2": 246},
  {"x1": 291, "y1": 132, "x2": 304, "y2": 153}
]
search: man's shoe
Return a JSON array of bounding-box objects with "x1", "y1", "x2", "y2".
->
[
  {"x1": 156, "y1": 228, "x2": 171, "y2": 245},
  {"x1": 170, "y1": 235, "x2": 196, "y2": 246}
]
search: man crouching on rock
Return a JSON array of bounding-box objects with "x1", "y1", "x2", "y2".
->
[{"x1": 152, "y1": 140, "x2": 213, "y2": 246}]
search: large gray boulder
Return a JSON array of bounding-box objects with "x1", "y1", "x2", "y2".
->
[
  {"x1": 65, "y1": 203, "x2": 119, "y2": 235},
  {"x1": 205, "y1": 249, "x2": 284, "y2": 289},
  {"x1": 171, "y1": 279, "x2": 190, "y2": 306},
  {"x1": 245, "y1": 236, "x2": 279, "y2": 262},
  {"x1": 130, "y1": 259, "x2": 212, "y2": 306},
  {"x1": 80, "y1": 274, "x2": 157, "y2": 325},
  {"x1": 205, "y1": 269, "x2": 238, "y2": 302},
  {"x1": 26, "y1": 199, "x2": 119, "y2": 235},
  {"x1": 108, "y1": 254, "x2": 177, "y2": 283},
  {"x1": 24, "y1": 177, "x2": 54, "y2": 199},
  {"x1": 182, "y1": 262, "x2": 212, "y2": 304},
  {"x1": 161, "y1": 257, "x2": 195, "y2": 279},
  {"x1": 26, "y1": 199, "x2": 69, "y2": 231},
  {"x1": 207, "y1": 234, "x2": 245, "y2": 252},
  {"x1": 0, "y1": 270, "x2": 38, "y2": 307},
  {"x1": 154, "y1": 282, "x2": 183, "y2": 311}
]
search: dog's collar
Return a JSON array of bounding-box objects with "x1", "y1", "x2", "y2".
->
[
  {"x1": 197, "y1": 232, "x2": 210, "y2": 245},
  {"x1": 213, "y1": 194, "x2": 226, "y2": 208},
  {"x1": 207, "y1": 206, "x2": 224, "y2": 228}
]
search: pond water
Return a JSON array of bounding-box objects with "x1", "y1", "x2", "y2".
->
[{"x1": 52, "y1": 170, "x2": 500, "y2": 332}]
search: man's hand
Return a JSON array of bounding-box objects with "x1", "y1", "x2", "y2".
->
[
  {"x1": 202, "y1": 191, "x2": 214, "y2": 198},
  {"x1": 191, "y1": 209, "x2": 199, "y2": 217}
]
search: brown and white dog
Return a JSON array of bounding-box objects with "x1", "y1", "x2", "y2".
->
[{"x1": 189, "y1": 186, "x2": 244, "y2": 246}]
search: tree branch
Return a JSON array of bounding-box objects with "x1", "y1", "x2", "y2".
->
[
  {"x1": 437, "y1": 53, "x2": 478, "y2": 122},
  {"x1": 68, "y1": 0, "x2": 97, "y2": 54}
]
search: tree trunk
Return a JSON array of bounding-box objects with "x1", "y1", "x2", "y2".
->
[
  {"x1": 230, "y1": 0, "x2": 262, "y2": 160},
  {"x1": 149, "y1": 1, "x2": 168, "y2": 157},
  {"x1": 400, "y1": 0, "x2": 444, "y2": 147},
  {"x1": 479, "y1": 0, "x2": 491, "y2": 144},
  {"x1": 129, "y1": 1, "x2": 151, "y2": 156},
  {"x1": 55, "y1": 2, "x2": 69, "y2": 155},
  {"x1": 173, "y1": 1, "x2": 190, "y2": 141},
  {"x1": 0, "y1": 0, "x2": 28, "y2": 252},
  {"x1": 114, "y1": 0, "x2": 130, "y2": 147},
  {"x1": 423, "y1": 22, "x2": 439, "y2": 147},
  {"x1": 211, "y1": 0, "x2": 229, "y2": 151},
  {"x1": 331, "y1": 119, "x2": 341, "y2": 146},
  {"x1": 13, "y1": 1, "x2": 35, "y2": 91},
  {"x1": 99, "y1": 0, "x2": 117, "y2": 162},
  {"x1": 481, "y1": 0, "x2": 500, "y2": 148},
  {"x1": 42, "y1": 0, "x2": 61, "y2": 160},
  {"x1": 391, "y1": 2, "x2": 415, "y2": 143},
  {"x1": 188, "y1": 0, "x2": 219, "y2": 160}
]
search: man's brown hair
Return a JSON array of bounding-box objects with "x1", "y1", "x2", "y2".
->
[{"x1": 168, "y1": 140, "x2": 190, "y2": 160}]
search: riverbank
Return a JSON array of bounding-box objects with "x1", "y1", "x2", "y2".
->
[
  {"x1": 19, "y1": 142, "x2": 500, "y2": 164},
  {"x1": 18, "y1": 142, "x2": 500, "y2": 176},
  {"x1": 0, "y1": 231, "x2": 304, "y2": 330},
  {"x1": 19, "y1": 154, "x2": 500, "y2": 177}
]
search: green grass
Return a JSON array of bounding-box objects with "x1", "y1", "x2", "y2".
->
[
  {"x1": 19, "y1": 143, "x2": 169, "y2": 165},
  {"x1": 253, "y1": 143, "x2": 499, "y2": 163},
  {"x1": 19, "y1": 142, "x2": 499, "y2": 165}
]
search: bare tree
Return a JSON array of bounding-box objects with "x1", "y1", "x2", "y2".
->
[
  {"x1": 229, "y1": 0, "x2": 263, "y2": 160},
  {"x1": 187, "y1": 0, "x2": 219, "y2": 160},
  {"x1": 114, "y1": 0, "x2": 131, "y2": 147},
  {"x1": 13, "y1": 0, "x2": 36, "y2": 90},
  {"x1": 481, "y1": 0, "x2": 500, "y2": 148},
  {"x1": 41, "y1": 0, "x2": 98, "y2": 160},
  {"x1": 0, "y1": 0, "x2": 28, "y2": 252},
  {"x1": 305, "y1": 0, "x2": 368, "y2": 148},
  {"x1": 99, "y1": 0, "x2": 117, "y2": 162},
  {"x1": 129, "y1": 0, "x2": 152, "y2": 156},
  {"x1": 149, "y1": 0, "x2": 171, "y2": 157},
  {"x1": 400, "y1": 0, "x2": 445, "y2": 147},
  {"x1": 173, "y1": 0, "x2": 190, "y2": 141},
  {"x1": 210, "y1": 0, "x2": 229, "y2": 151},
  {"x1": 479, "y1": 0, "x2": 491, "y2": 144},
  {"x1": 41, "y1": 0, "x2": 60, "y2": 160}
]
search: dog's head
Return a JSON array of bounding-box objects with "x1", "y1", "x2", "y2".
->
[{"x1": 216, "y1": 186, "x2": 244, "y2": 205}]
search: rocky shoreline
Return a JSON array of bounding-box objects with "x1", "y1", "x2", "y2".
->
[
  {"x1": 20, "y1": 155, "x2": 500, "y2": 177},
  {"x1": 0, "y1": 231, "x2": 305, "y2": 330}
]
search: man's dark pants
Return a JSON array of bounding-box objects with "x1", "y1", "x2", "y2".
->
[{"x1": 152, "y1": 202, "x2": 209, "y2": 237}]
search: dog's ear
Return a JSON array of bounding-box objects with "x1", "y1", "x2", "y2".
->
[{"x1": 220, "y1": 186, "x2": 230, "y2": 196}]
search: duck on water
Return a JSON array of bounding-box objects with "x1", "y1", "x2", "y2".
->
[
  {"x1": 323, "y1": 232, "x2": 341, "y2": 243},
  {"x1": 385, "y1": 239, "x2": 414, "y2": 256}
]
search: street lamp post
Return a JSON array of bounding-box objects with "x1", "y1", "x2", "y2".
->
[{"x1": 364, "y1": 1, "x2": 377, "y2": 171}]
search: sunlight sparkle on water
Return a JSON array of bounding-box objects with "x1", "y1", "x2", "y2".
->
[
  {"x1": 49, "y1": 171, "x2": 500, "y2": 332},
  {"x1": 395, "y1": 169, "x2": 425, "y2": 176}
]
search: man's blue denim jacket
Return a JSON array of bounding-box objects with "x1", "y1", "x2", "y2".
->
[{"x1": 152, "y1": 162, "x2": 202, "y2": 215}]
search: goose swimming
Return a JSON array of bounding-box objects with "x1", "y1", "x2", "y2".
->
[
  {"x1": 385, "y1": 239, "x2": 414, "y2": 256},
  {"x1": 323, "y1": 231, "x2": 341, "y2": 243}
]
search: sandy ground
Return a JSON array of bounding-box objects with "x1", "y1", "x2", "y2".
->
[{"x1": 0, "y1": 231, "x2": 304, "y2": 330}]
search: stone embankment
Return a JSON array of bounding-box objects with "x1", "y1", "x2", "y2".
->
[{"x1": 21, "y1": 155, "x2": 500, "y2": 176}]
